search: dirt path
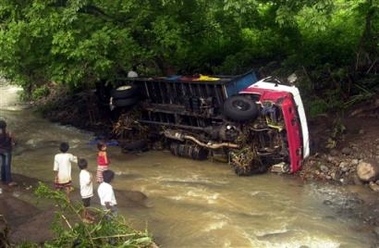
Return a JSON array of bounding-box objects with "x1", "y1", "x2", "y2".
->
[{"x1": 0, "y1": 174, "x2": 56, "y2": 245}]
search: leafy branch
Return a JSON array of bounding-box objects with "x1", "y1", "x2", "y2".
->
[{"x1": 33, "y1": 182, "x2": 155, "y2": 248}]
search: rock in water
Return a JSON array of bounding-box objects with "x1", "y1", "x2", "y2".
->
[
  {"x1": 357, "y1": 161, "x2": 379, "y2": 182},
  {"x1": 369, "y1": 182, "x2": 379, "y2": 192}
]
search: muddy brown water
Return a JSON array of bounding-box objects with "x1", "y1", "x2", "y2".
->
[{"x1": 1, "y1": 83, "x2": 378, "y2": 247}]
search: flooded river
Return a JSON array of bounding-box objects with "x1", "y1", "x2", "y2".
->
[{"x1": 1, "y1": 83, "x2": 378, "y2": 247}]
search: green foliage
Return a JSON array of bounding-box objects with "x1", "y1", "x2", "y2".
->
[
  {"x1": 0, "y1": 0, "x2": 378, "y2": 114},
  {"x1": 33, "y1": 182, "x2": 154, "y2": 248},
  {"x1": 307, "y1": 98, "x2": 329, "y2": 118},
  {"x1": 344, "y1": 84, "x2": 376, "y2": 108},
  {"x1": 32, "y1": 85, "x2": 50, "y2": 100},
  {"x1": 15, "y1": 242, "x2": 40, "y2": 248},
  {"x1": 326, "y1": 117, "x2": 346, "y2": 149}
]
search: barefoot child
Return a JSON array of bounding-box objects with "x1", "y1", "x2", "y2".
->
[
  {"x1": 78, "y1": 158, "x2": 94, "y2": 223},
  {"x1": 53, "y1": 142, "x2": 78, "y2": 200},
  {"x1": 96, "y1": 142, "x2": 109, "y2": 183}
]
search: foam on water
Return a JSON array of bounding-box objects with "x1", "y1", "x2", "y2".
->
[{"x1": 202, "y1": 219, "x2": 228, "y2": 232}]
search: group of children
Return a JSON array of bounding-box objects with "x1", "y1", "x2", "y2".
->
[{"x1": 53, "y1": 141, "x2": 117, "y2": 223}]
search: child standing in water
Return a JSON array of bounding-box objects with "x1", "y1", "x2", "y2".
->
[
  {"x1": 53, "y1": 142, "x2": 78, "y2": 200},
  {"x1": 78, "y1": 158, "x2": 95, "y2": 223},
  {"x1": 96, "y1": 142, "x2": 109, "y2": 183}
]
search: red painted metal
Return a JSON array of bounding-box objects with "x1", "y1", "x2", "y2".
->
[{"x1": 240, "y1": 88, "x2": 303, "y2": 173}]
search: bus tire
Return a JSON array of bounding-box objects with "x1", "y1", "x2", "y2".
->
[{"x1": 223, "y1": 95, "x2": 259, "y2": 121}]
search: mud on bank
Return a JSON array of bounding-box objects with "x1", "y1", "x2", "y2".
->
[{"x1": 0, "y1": 174, "x2": 55, "y2": 245}]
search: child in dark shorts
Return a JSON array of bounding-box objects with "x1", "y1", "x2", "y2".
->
[{"x1": 78, "y1": 158, "x2": 95, "y2": 223}]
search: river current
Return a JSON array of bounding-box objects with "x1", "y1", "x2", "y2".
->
[{"x1": 0, "y1": 82, "x2": 378, "y2": 247}]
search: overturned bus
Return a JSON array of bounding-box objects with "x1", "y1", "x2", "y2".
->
[{"x1": 110, "y1": 70, "x2": 310, "y2": 176}]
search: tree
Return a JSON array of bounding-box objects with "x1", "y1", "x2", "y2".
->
[{"x1": 0, "y1": 0, "x2": 378, "y2": 111}]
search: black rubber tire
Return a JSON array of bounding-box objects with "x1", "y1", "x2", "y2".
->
[
  {"x1": 223, "y1": 95, "x2": 259, "y2": 121},
  {"x1": 113, "y1": 97, "x2": 139, "y2": 107},
  {"x1": 111, "y1": 85, "x2": 140, "y2": 99}
]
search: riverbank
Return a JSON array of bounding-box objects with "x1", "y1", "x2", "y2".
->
[
  {"x1": 0, "y1": 174, "x2": 55, "y2": 245},
  {"x1": 0, "y1": 173, "x2": 157, "y2": 247}
]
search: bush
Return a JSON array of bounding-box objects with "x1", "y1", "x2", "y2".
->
[
  {"x1": 32, "y1": 183, "x2": 155, "y2": 248},
  {"x1": 32, "y1": 86, "x2": 50, "y2": 100}
]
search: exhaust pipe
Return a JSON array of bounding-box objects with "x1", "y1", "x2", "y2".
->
[{"x1": 163, "y1": 130, "x2": 239, "y2": 149}]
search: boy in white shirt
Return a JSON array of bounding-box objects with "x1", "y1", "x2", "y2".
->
[
  {"x1": 97, "y1": 170, "x2": 117, "y2": 216},
  {"x1": 53, "y1": 142, "x2": 78, "y2": 200},
  {"x1": 78, "y1": 158, "x2": 94, "y2": 223}
]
